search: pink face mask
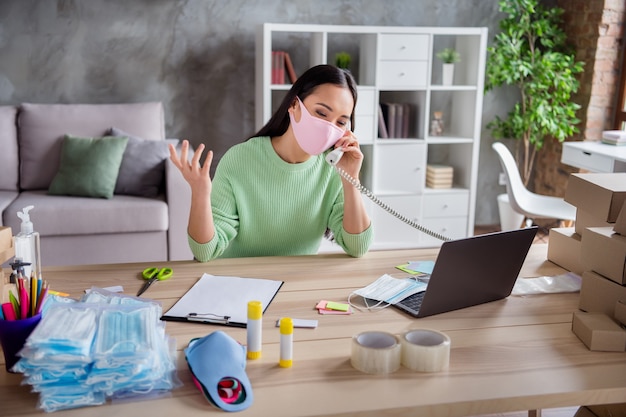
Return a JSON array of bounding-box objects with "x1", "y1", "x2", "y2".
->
[{"x1": 289, "y1": 97, "x2": 346, "y2": 156}]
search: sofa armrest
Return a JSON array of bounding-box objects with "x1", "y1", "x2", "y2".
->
[{"x1": 165, "y1": 157, "x2": 193, "y2": 261}]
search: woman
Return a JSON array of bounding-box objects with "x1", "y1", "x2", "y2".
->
[{"x1": 169, "y1": 64, "x2": 373, "y2": 261}]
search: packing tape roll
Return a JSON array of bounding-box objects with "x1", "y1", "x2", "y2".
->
[
  {"x1": 351, "y1": 331, "x2": 401, "y2": 374},
  {"x1": 400, "y1": 329, "x2": 450, "y2": 372}
]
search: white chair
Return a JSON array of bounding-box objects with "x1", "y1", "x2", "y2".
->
[{"x1": 492, "y1": 142, "x2": 576, "y2": 228}]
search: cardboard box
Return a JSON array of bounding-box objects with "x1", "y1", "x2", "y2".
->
[
  {"x1": 575, "y1": 208, "x2": 613, "y2": 236},
  {"x1": 571, "y1": 310, "x2": 626, "y2": 352},
  {"x1": 615, "y1": 201, "x2": 626, "y2": 235},
  {"x1": 564, "y1": 173, "x2": 626, "y2": 222},
  {"x1": 573, "y1": 407, "x2": 597, "y2": 417},
  {"x1": 581, "y1": 227, "x2": 626, "y2": 285},
  {"x1": 579, "y1": 270, "x2": 626, "y2": 316},
  {"x1": 547, "y1": 227, "x2": 585, "y2": 276},
  {"x1": 0, "y1": 226, "x2": 14, "y2": 264},
  {"x1": 615, "y1": 300, "x2": 626, "y2": 326},
  {"x1": 586, "y1": 403, "x2": 626, "y2": 417}
]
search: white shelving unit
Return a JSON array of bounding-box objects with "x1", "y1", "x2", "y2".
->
[{"x1": 255, "y1": 23, "x2": 488, "y2": 250}]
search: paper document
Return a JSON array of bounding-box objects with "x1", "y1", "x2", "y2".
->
[{"x1": 162, "y1": 273, "x2": 283, "y2": 327}]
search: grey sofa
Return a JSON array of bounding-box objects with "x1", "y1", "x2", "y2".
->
[{"x1": 0, "y1": 102, "x2": 192, "y2": 267}]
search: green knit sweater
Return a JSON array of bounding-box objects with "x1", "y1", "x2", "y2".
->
[{"x1": 188, "y1": 136, "x2": 373, "y2": 261}]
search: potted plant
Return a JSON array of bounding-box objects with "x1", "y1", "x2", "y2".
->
[
  {"x1": 485, "y1": 0, "x2": 584, "y2": 188},
  {"x1": 335, "y1": 52, "x2": 351, "y2": 70},
  {"x1": 436, "y1": 48, "x2": 460, "y2": 85}
]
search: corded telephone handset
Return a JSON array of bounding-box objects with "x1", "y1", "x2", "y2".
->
[{"x1": 325, "y1": 148, "x2": 452, "y2": 242}]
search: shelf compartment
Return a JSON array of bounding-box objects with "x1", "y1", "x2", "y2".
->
[{"x1": 428, "y1": 90, "x2": 477, "y2": 139}]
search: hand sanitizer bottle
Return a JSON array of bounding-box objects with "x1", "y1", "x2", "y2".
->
[{"x1": 14, "y1": 205, "x2": 42, "y2": 281}]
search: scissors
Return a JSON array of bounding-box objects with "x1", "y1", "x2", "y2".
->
[{"x1": 137, "y1": 267, "x2": 173, "y2": 296}]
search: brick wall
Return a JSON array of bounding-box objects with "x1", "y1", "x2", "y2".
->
[{"x1": 534, "y1": 0, "x2": 625, "y2": 196}]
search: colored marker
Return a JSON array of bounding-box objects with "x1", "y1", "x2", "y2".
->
[
  {"x1": 19, "y1": 284, "x2": 29, "y2": 319},
  {"x1": 8, "y1": 291, "x2": 20, "y2": 320},
  {"x1": 2, "y1": 303, "x2": 16, "y2": 321},
  {"x1": 246, "y1": 301, "x2": 262, "y2": 359}
]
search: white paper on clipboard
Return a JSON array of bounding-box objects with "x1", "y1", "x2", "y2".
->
[{"x1": 162, "y1": 273, "x2": 283, "y2": 326}]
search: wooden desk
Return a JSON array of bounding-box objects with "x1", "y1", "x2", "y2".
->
[
  {"x1": 562, "y1": 141, "x2": 626, "y2": 172},
  {"x1": 3, "y1": 245, "x2": 626, "y2": 416}
]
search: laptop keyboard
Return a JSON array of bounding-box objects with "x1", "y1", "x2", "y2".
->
[{"x1": 398, "y1": 290, "x2": 426, "y2": 313}]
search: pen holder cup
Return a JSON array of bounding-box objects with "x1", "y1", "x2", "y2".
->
[{"x1": 0, "y1": 313, "x2": 41, "y2": 373}]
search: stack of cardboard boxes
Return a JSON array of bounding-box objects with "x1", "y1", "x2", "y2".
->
[{"x1": 547, "y1": 173, "x2": 626, "y2": 352}]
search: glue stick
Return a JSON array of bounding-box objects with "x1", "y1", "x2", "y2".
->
[
  {"x1": 279, "y1": 317, "x2": 293, "y2": 368},
  {"x1": 247, "y1": 300, "x2": 262, "y2": 359}
]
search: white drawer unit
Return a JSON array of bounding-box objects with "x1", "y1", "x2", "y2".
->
[
  {"x1": 419, "y1": 216, "x2": 468, "y2": 246},
  {"x1": 422, "y1": 191, "x2": 469, "y2": 218},
  {"x1": 377, "y1": 61, "x2": 428, "y2": 89},
  {"x1": 379, "y1": 34, "x2": 429, "y2": 61},
  {"x1": 561, "y1": 141, "x2": 626, "y2": 173},
  {"x1": 354, "y1": 88, "x2": 376, "y2": 144},
  {"x1": 370, "y1": 195, "x2": 424, "y2": 249},
  {"x1": 257, "y1": 24, "x2": 487, "y2": 249},
  {"x1": 374, "y1": 142, "x2": 426, "y2": 194}
]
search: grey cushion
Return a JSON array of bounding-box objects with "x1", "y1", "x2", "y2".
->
[
  {"x1": 18, "y1": 102, "x2": 165, "y2": 190},
  {"x1": 0, "y1": 106, "x2": 18, "y2": 191},
  {"x1": 108, "y1": 127, "x2": 179, "y2": 198}
]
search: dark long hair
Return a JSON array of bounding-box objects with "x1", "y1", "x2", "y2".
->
[{"x1": 250, "y1": 64, "x2": 358, "y2": 139}]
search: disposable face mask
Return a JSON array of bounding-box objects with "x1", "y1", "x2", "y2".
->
[
  {"x1": 289, "y1": 96, "x2": 345, "y2": 155},
  {"x1": 348, "y1": 274, "x2": 427, "y2": 311}
]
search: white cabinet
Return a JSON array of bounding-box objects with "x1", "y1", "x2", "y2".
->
[{"x1": 255, "y1": 23, "x2": 487, "y2": 249}]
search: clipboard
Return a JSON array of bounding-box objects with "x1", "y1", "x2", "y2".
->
[{"x1": 161, "y1": 273, "x2": 283, "y2": 327}]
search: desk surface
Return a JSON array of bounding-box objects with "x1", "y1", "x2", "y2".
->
[{"x1": 3, "y1": 245, "x2": 626, "y2": 417}]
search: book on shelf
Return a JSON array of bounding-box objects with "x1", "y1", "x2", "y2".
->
[
  {"x1": 426, "y1": 178, "x2": 453, "y2": 189},
  {"x1": 602, "y1": 130, "x2": 626, "y2": 145},
  {"x1": 377, "y1": 104, "x2": 389, "y2": 139},
  {"x1": 380, "y1": 102, "x2": 396, "y2": 138},
  {"x1": 426, "y1": 164, "x2": 454, "y2": 189},
  {"x1": 283, "y1": 52, "x2": 297, "y2": 83},
  {"x1": 271, "y1": 51, "x2": 285, "y2": 84},
  {"x1": 272, "y1": 50, "x2": 297, "y2": 84},
  {"x1": 379, "y1": 102, "x2": 412, "y2": 138},
  {"x1": 401, "y1": 103, "x2": 410, "y2": 138},
  {"x1": 426, "y1": 164, "x2": 454, "y2": 176}
]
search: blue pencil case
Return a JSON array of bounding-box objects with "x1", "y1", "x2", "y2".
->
[{"x1": 184, "y1": 331, "x2": 253, "y2": 412}]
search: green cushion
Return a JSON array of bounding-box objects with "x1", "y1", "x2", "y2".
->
[{"x1": 48, "y1": 135, "x2": 129, "y2": 199}]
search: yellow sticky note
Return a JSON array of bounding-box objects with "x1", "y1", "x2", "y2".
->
[{"x1": 325, "y1": 301, "x2": 349, "y2": 312}]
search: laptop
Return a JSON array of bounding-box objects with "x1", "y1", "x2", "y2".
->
[{"x1": 394, "y1": 226, "x2": 538, "y2": 318}]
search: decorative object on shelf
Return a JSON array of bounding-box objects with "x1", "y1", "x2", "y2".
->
[
  {"x1": 484, "y1": 0, "x2": 584, "y2": 187},
  {"x1": 436, "y1": 48, "x2": 460, "y2": 86},
  {"x1": 430, "y1": 111, "x2": 444, "y2": 136},
  {"x1": 426, "y1": 164, "x2": 453, "y2": 189},
  {"x1": 335, "y1": 51, "x2": 351, "y2": 70}
]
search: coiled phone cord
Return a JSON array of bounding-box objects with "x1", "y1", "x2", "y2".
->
[{"x1": 331, "y1": 163, "x2": 452, "y2": 242}]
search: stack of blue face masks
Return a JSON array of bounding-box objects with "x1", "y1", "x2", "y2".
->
[{"x1": 13, "y1": 287, "x2": 181, "y2": 412}]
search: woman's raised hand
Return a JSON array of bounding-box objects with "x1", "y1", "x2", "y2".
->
[{"x1": 169, "y1": 139, "x2": 213, "y2": 195}]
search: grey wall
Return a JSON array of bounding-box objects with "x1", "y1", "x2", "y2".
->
[{"x1": 0, "y1": 0, "x2": 515, "y2": 226}]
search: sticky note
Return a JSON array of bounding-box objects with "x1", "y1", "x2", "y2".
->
[{"x1": 325, "y1": 301, "x2": 349, "y2": 312}]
